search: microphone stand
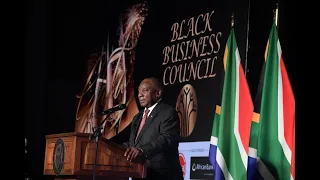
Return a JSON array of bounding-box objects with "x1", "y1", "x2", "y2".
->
[
  {"x1": 89, "y1": 113, "x2": 111, "y2": 180},
  {"x1": 115, "y1": 118, "x2": 120, "y2": 135}
]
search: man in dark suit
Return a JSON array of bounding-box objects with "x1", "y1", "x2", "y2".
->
[{"x1": 123, "y1": 77, "x2": 183, "y2": 180}]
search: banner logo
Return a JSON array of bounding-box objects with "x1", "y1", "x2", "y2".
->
[
  {"x1": 176, "y1": 84, "x2": 198, "y2": 137},
  {"x1": 179, "y1": 153, "x2": 186, "y2": 178},
  {"x1": 190, "y1": 157, "x2": 214, "y2": 179}
]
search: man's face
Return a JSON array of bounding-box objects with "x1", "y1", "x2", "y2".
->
[{"x1": 138, "y1": 79, "x2": 159, "y2": 108}]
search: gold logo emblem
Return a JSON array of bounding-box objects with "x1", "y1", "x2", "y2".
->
[{"x1": 176, "y1": 84, "x2": 197, "y2": 138}]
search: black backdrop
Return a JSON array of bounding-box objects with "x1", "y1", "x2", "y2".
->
[{"x1": 25, "y1": 0, "x2": 296, "y2": 179}]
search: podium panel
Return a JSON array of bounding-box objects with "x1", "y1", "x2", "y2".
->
[{"x1": 43, "y1": 132, "x2": 146, "y2": 179}]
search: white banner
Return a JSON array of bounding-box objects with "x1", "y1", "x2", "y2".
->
[{"x1": 179, "y1": 141, "x2": 213, "y2": 180}]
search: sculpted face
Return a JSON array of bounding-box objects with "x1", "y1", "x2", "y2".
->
[{"x1": 138, "y1": 79, "x2": 161, "y2": 108}]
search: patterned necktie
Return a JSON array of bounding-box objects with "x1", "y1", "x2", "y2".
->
[{"x1": 136, "y1": 109, "x2": 150, "y2": 140}]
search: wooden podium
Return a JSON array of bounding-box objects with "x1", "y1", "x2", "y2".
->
[{"x1": 43, "y1": 132, "x2": 146, "y2": 180}]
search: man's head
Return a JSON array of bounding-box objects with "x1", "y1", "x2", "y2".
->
[{"x1": 138, "y1": 77, "x2": 163, "y2": 108}]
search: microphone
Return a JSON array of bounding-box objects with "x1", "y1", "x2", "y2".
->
[{"x1": 100, "y1": 104, "x2": 126, "y2": 116}]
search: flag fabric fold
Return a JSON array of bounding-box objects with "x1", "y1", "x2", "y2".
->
[
  {"x1": 209, "y1": 27, "x2": 253, "y2": 180},
  {"x1": 247, "y1": 20, "x2": 295, "y2": 180}
]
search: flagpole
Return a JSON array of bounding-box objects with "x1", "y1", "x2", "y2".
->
[
  {"x1": 231, "y1": 12, "x2": 235, "y2": 27},
  {"x1": 274, "y1": 1, "x2": 279, "y2": 28}
]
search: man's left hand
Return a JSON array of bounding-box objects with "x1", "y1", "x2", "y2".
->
[{"x1": 124, "y1": 147, "x2": 145, "y2": 162}]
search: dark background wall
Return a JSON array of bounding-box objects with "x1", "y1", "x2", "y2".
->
[{"x1": 24, "y1": 0, "x2": 295, "y2": 179}]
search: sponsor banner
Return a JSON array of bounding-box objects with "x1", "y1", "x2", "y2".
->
[
  {"x1": 179, "y1": 141, "x2": 213, "y2": 180},
  {"x1": 190, "y1": 157, "x2": 214, "y2": 179}
]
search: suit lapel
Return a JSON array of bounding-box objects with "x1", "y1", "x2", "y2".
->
[
  {"x1": 134, "y1": 102, "x2": 163, "y2": 145},
  {"x1": 131, "y1": 112, "x2": 143, "y2": 145}
]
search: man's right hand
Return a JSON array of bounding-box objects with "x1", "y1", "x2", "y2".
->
[{"x1": 124, "y1": 147, "x2": 145, "y2": 163}]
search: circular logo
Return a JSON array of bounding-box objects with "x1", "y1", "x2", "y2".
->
[
  {"x1": 53, "y1": 138, "x2": 65, "y2": 174},
  {"x1": 179, "y1": 153, "x2": 186, "y2": 178},
  {"x1": 192, "y1": 163, "x2": 196, "y2": 171},
  {"x1": 176, "y1": 84, "x2": 198, "y2": 138}
]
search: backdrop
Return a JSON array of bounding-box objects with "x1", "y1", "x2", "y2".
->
[{"x1": 73, "y1": 0, "x2": 249, "y2": 179}]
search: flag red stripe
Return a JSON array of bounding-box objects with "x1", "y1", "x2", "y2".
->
[
  {"x1": 280, "y1": 56, "x2": 295, "y2": 178},
  {"x1": 238, "y1": 65, "x2": 253, "y2": 154}
]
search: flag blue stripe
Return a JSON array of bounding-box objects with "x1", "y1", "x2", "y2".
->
[
  {"x1": 247, "y1": 156, "x2": 264, "y2": 180},
  {"x1": 209, "y1": 144, "x2": 225, "y2": 180}
]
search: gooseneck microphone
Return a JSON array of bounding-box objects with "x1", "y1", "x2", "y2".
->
[{"x1": 100, "y1": 104, "x2": 127, "y2": 116}]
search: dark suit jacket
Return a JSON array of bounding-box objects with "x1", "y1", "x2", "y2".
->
[{"x1": 123, "y1": 101, "x2": 183, "y2": 180}]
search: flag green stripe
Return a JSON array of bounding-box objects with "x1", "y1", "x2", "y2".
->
[
  {"x1": 211, "y1": 112, "x2": 220, "y2": 137},
  {"x1": 258, "y1": 23, "x2": 291, "y2": 180},
  {"x1": 218, "y1": 29, "x2": 246, "y2": 179},
  {"x1": 249, "y1": 121, "x2": 259, "y2": 149}
]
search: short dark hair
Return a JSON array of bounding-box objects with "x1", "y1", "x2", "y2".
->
[{"x1": 147, "y1": 77, "x2": 164, "y2": 91}]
